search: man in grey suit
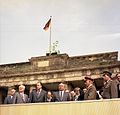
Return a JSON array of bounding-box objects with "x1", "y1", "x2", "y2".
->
[
  {"x1": 4, "y1": 87, "x2": 16, "y2": 104},
  {"x1": 54, "y1": 82, "x2": 70, "y2": 102},
  {"x1": 13, "y1": 85, "x2": 28, "y2": 104},
  {"x1": 84, "y1": 76, "x2": 97, "y2": 100},
  {"x1": 101, "y1": 71, "x2": 117, "y2": 99},
  {"x1": 29, "y1": 82, "x2": 46, "y2": 103}
]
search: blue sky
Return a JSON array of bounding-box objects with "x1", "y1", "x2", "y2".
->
[{"x1": 0, "y1": 0, "x2": 120, "y2": 64}]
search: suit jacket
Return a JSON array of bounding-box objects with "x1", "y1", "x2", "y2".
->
[
  {"x1": 84, "y1": 84, "x2": 97, "y2": 100},
  {"x1": 53, "y1": 91, "x2": 70, "y2": 102},
  {"x1": 13, "y1": 92, "x2": 28, "y2": 104},
  {"x1": 102, "y1": 80, "x2": 119, "y2": 99},
  {"x1": 29, "y1": 89, "x2": 46, "y2": 103},
  {"x1": 111, "y1": 79, "x2": 120, "y2": 98},
  {"x1": 4, "y1": 95, "x2": 15, "y2": 104}
]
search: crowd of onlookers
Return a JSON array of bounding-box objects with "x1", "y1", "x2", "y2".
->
[{"x1": 4, "y1": 71, "x2": 120, "y2": 104}]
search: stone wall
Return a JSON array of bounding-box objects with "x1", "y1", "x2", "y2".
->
[
  {"x1": 68, "y1": 51, "x2": 118, "y2": 68},
  {"x1": 0, "y1": 51, "x2": 119, "y2": 75},
  {"x1": 0, "y1": 51, "x2": 120, "y2": 87}
]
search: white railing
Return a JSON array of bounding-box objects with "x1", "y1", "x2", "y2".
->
[{"x1": 0, "y1": 99, "x2": 120, "y2": 115}]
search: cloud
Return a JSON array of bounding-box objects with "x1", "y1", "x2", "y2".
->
[{"x1": 97, "y1": 33, "x2": 120, "y2": 40}]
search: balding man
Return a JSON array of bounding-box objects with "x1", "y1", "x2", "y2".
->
[
  {"x1": 53, "y1": 83, "x2": 70, "y2": 102},
  {"x1": 13, "y1": 85, "x2": 28, "y2": 104}
]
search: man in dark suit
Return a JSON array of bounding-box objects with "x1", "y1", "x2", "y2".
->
[
  {"x1": 13, "y1": 85, "x2": 28, "y2": 104},
  {"x1": 29, "y1": 82, "x2": 46, "y2": 103},
  {"x1": 4, "y1": 87, "x2": 16, "y2": 104},
  {"x1": 54, "y1": 82, "x2": 70, "y2": 102}
]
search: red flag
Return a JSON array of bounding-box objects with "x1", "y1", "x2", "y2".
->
[{"x1": 43, "y1": 18, "x2": 51, "y2": 31}]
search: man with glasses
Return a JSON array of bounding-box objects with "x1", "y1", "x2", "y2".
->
[{"x1": 53, "y1": 82, "x2": 70, "y2": 102}]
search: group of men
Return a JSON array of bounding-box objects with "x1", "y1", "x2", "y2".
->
[{"x1": 4, "y1": 71, "x2": 120, "y2": 104}]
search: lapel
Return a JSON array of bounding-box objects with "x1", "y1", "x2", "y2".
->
[
  {"x1": 23, "y1": 94, "x2": 27, "y2": 102},
  {"x1": 104, "y1": 80, "x2": 112, "y2": 88},
  {"x1": 36, "y1": 90, "x2": 42, "y2": 99},
  {"x1": 10, "y1": 96, "x2": 14, "y2": 102},
  {"x1": 8, "y1": 96, "x2": 13, "y2": 103},
  {"x1": 57, "y1": 92, "x2": 61, "y2": 101},
  {"x1": 19, "y1": 93, "x2": 23, "y2": 100},
  {"x1": 8, "y1": 96, "x2": 12, "y2": 100},
  {"x1": 62, "y1": 91, "x2": 65, "y2": 101},
  {"x1": 58, "y1": 91, "x2": 65, "y2": 101},
  {"x1": 19, "y1": 93, "x2": 26, "y2": 102}
]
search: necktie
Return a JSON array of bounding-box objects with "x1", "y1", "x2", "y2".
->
[
  {"x1": 20, "y1": 93, "x2": 25, "y2": 102},
  {"x1": 60, "y1": 91, "x2": 63, "y2": 100},
  {"x1": 37, "y1": 91, "x2": 40, "y2": 98},
  {"x1": 61, "y1": 91, "x2": 62, "y2": 98}
]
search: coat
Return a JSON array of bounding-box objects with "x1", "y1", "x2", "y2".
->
[
  {"x1": 29, "y1": 89, "x2": 46, "y2": 103},
  {"x1": 4, "y1": 95, "x2": 15, "y2": 104},
  {"x1": 102, "y1": 80, "x2": 117, "y2": 99},
  {"x1": 13, "y1": 92, "x2": 28, "y2": 104},
  {"x1": 53, "y1": 91, "x2": 70, "y2": 102},
  {"x1": 84, "y1": 84, "x2": 97, "y2": 100}
]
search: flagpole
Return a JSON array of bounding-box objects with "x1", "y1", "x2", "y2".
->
[{"x1": 49, "y1": 16, "x2": 52, "y2": 55}]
